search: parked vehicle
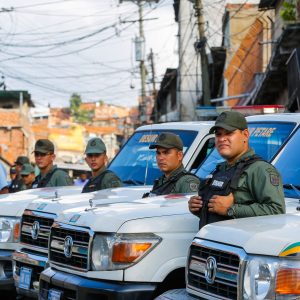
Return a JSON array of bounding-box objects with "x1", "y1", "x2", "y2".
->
[
  {"x1": 158, "y1": 115, "x2": 300, "y2": 300},
  {"x1": 13, "y1": 121, "x2": 216, "y2": 298},
  {"x1": 0, "y1": 186, "x2": 82, "y2": 292},
  {"x1": 38, "y1": 114, "x2": 300, "y2": 300}
]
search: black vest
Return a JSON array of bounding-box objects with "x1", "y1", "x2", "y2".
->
[
  {"x1": 32, "y1": 168, "x2": 61, "y2": 189},
  {"x1": 143, "y1": 170, "x2": 198, "y2": 198},
  {"x1": 199, "y1": 155, "x2": 262, "y2": 229},
  {"x1": 82, "y1": 170, "x2": 112, "y2": 193},
  {"x1": 8, "y1": 177, "x2": 23, "y2": 193}
]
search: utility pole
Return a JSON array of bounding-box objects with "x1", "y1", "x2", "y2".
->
[
  {"x1": 194, "y1": 0, "x2": 211, "y2": 106},
  {"x1": 119, "y1": 0, "x2": 158, "y2": 124},
  {"x1": 138, "y1": 1, "x2": 147, "y2": 123},
  {"x1": 148, "y1": 48, "x2": 158, "y2": 122}
]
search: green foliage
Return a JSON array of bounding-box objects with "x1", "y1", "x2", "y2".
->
[
  {"x1": 280, "y1": 1, "x2": 296, "y2": 21},
  {"x1": 69, "y1": 93, "x2": 92, "y2": 123}
]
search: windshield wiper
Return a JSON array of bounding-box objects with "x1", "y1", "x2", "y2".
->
[
  {"x1": 283, "y1": 184, "x2": 300, "y2": 197},
  {"x1": 123, "y1": 179, "x2": 145, "y2": 186}
]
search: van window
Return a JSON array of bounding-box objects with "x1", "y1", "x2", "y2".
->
[
  {"x1": 274, "y1": 127, "x2": 300, "y2": 198},
  {"x1": 108, "y1": 130, "x2": 198, "y2": 185},
  {"x1": 196, "y1": 122, "x2": 296, "y2": 180}
]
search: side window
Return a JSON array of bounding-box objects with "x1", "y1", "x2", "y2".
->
[{"x1": 190, "y1": 138, "x2": 215, "y2": 173}]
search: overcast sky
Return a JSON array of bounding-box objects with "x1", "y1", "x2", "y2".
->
[{"x1": 0, "y1": 0, "x2": 259, "y2": 108}]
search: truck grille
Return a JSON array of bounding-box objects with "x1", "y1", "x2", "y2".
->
[
  {"x1": 187, "y1": 239, "x2": 245, "y2": 300},
  {"x1": 49, "y1": 223, "x2": 92, "y2": 272},
  {"x1": 20, "y1": 210, "x2": 55, "y2": 249}
]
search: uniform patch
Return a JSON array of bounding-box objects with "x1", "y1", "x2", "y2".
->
[
  {"x1": 189, "y1": 182, "x2": 199, "y2": 192},
  {"x1": 90, "y1": 140, "x2": 97, "y2": 146},
  {"x1": 211, "y1": 179, "x2": 224, "y2": 188},
  {"x1": 270, "y1": 173, "x2": 279, "y2": 186},
  {"x1": 111, "y1": 180, "x2": 120, "y2": 187}
]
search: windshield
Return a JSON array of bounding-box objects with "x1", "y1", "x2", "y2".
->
[
  {"x1": 275, "y1": 127, "x2": 300, "y2": 198},
  {"x1": 196, "y1": 122, "x2": 296, "y2": 180},
  {"x1": 108, "y1": 130, "x2": 198, "y2": 185}
]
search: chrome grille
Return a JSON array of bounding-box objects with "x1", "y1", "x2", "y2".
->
[
  {"x1": 49, "y1": 222, "x2": 92, "y2": 272},
  {"x1": 20, "y1": 210, "x2": 55, "y2": 249},
  {"x1": 187, "y1": 239, "x2": 246, "y2": 300}
]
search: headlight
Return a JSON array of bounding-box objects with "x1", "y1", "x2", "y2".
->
[
  {"x1": 243, "y1": 256, "x2": 300, "y2": 300},
  {"x1": 91, "y1": 233, "x2": 161, "y2": 271},
  {"x1": 0, "y1": 217, "x2": 20, "y2": 243}
]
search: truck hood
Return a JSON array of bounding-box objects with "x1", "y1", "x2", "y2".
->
[
  {"x1": 199, "y1": 211, "x2": 300, "y2": 257},
  {"x1": 56, "y1": 193, "x2": 192, "y2": 232},
  {"x1": 0, "y1": 186, "x2": 81, "y2": 217},
  {"x1": 27, "y1": 186, "x2": 151, "y2": 216}
]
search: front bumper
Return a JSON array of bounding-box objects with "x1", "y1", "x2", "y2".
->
[
  {"x1": 0, "y1": 249, "x2": 14, "y2": 290},
  {"x1": 40, "y1": 267, "x2": 157, "y2": 300},
  {"x1": 13, "y1": 249, "x2": 48, "y2": 298}
]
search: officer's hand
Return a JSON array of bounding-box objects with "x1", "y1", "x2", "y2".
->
[
  {"x1": 188, "y1": 195, "x2": 203, "y2": 215},
  {"x1": 207, "y1": 193, "x2": 234, "y2": 216}
]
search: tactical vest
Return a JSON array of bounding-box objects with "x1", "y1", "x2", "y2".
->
[
  {"x1": 199, "y1": 155, "x2": 262, "y2": 229},
  {"x1": 8, "y1": 177, "x2": 23, "y2": 193},
  {"x1": 32, "y1": 168, "x2": 62, "y2": 189},
  {"x1": 143, "y1": 170, "x2": 199, "y2": 198},
  {"x1": 82, "y1": 170, "x2": 113, "y2": 193}
]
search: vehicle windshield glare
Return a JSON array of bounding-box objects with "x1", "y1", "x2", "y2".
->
[
  {"x1": 275, "y1": 128, "x2": 300, "y2": 198},
  {"x1": 108, "y1": 130, "x2": 198, "y2": 185},
  {"x1": 196, "y1": 122, "x2": 296, "y2": 180}
]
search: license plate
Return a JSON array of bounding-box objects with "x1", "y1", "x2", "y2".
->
[
  {"x1": 19, "y1": 267, "x2": 32, "y2": 290},
  {"x1": 48, "y1": 289, "x2": 62, "y2": 300}
]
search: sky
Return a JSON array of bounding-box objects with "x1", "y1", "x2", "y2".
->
[{"x1": 0, "y1": 0, "x2": 259, "y2": 109}]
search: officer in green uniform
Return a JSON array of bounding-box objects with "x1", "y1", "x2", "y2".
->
[
  {"x1": 189, "y1": 111, "x2": 285, "y2": 229},
  {"x1": 8, "y1": 156, "x2": 29, "y2": 193},
  {"x1": 82, "y1": 137, "x2": 122, "y2": 193},
  {"x1": 20, "y1": 163, "x2": 36, "y2": 189},
  {"x1": 145, "y1": 132, "x2": 200, "y2": 197},
  {"x1": 32, "y1": 139, "x2": 73, "y2": 188}
]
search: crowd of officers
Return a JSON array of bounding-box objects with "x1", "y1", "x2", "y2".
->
[{"x1": 0, "y1": 111, "x2": 286, "y2": 228}]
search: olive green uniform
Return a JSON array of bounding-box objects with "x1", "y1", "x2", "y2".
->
[
  {"x1": 82, "y1": 166, "x2": 122, "y2": 193},
  {"x1": 152, "y1": 165, "x2": 200, "y2": 195},
  {"x1": 221, "y1": 148, "x2": 285, "y2": 218},
  {"x1": 33, "y1": 165, "x2": 73, "y2": 188}
]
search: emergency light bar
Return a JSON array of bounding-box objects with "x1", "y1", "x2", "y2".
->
[{"x1": 196, "y1": 105, "x2": 286, "y2": 119}]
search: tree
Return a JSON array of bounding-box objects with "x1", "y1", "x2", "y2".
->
[
  {"x1": 280, "y1": 0, "x2": 298, "y2": 21},
  {"x1": 69, "y1": 93, "x2": 91, "y2": 123}
]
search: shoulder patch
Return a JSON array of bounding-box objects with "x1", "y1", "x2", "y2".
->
[
  {"x1": 111, "y1": 180, "x2": 120, "y2": 188},
  {"x1": 189, "y1": 182, "x2": 199, "y2": 192},
  {"x1": 270, "y1": 173, "x2": 279, "y2": 186}
]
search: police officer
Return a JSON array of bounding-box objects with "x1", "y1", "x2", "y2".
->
[
  {"x1": 189, "y1": 111, "x2": 285, "y2": 229},
  {"x1": 20, "y1": 163, "x2": 36, "y2": 189},
  {"x1": 145, "y1": 132, "x2": 200, "y2": 196},
  {"x1": 8, "y1": 156, "x2": 29, "y2": 193},
  {"x1": 32, "y1": 139, "x2": 72, "y2": 188},
  {"x1": 82, "y1": 137, "x2": 122, "y2": 193}
]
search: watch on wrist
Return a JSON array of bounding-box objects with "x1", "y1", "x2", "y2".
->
[{"x1": 227, "y1": 206, "x2": 235, "y2": 218}]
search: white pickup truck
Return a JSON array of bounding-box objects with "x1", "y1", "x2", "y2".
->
[
  {"x1": 13, "y1": 121, "x2": 216, "y2": 298},
  {"x1": 158, "y1": 116, "x2": 300, "y2": 300},
  {"x1": 36, "y1": 114, "x2": 300, "y2": 300},
  {"x1": 0, "y1": 186, "x2": 82, "y2": 292}
]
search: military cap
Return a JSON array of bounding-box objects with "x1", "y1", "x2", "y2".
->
[
  {"x1": 20, "y1": 163, "x2": 35, "y2": 176},
  {"x1": 34, "y1": 139, "x2": 55, "y2": 153},
  {"x1": 149, "y1": 132, "x2": 183, "y2": 150},
  {"x1": 85, "y1": 138, "x2": 106, "y2": 154},
  {"x1": 209, "y1": 111, "x2": 248, "y2": 134},
  {"x1": 15, "y1": 156, "x2": 30, "y2": 165}
]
